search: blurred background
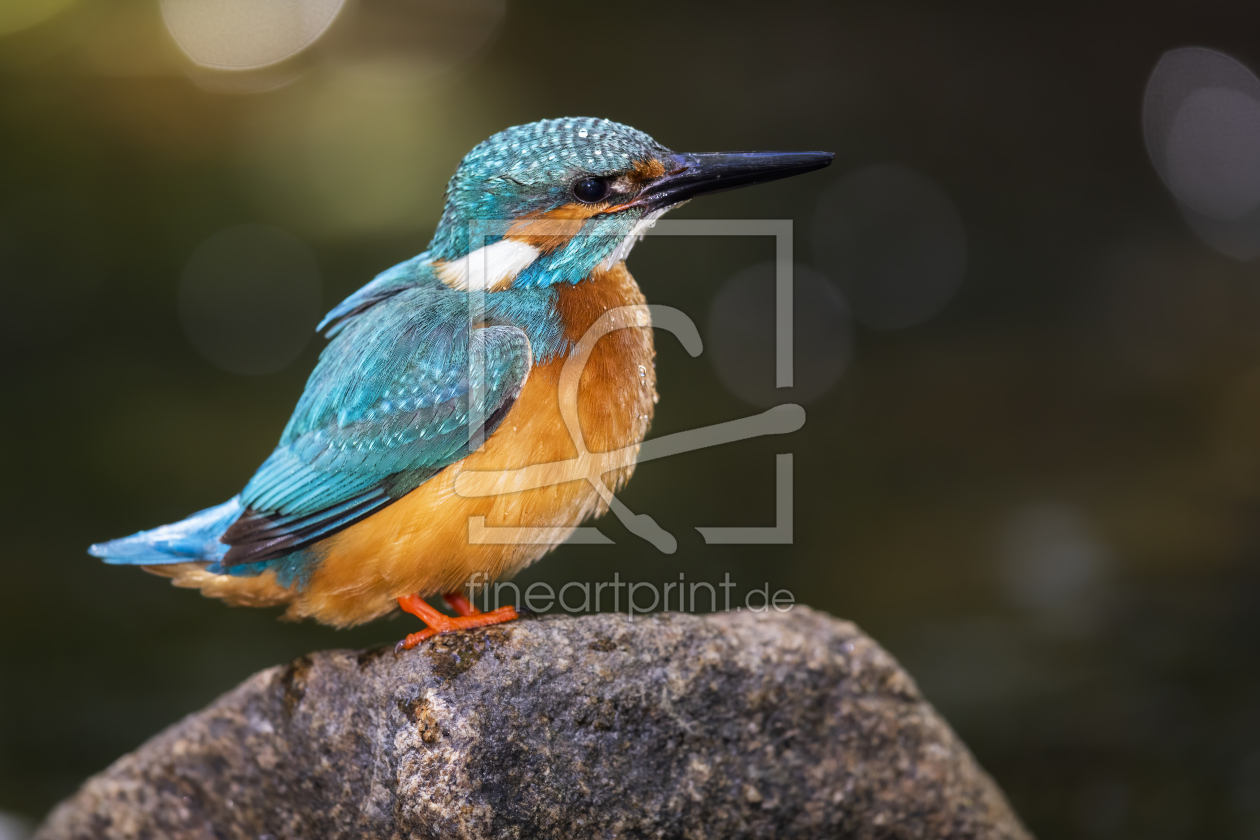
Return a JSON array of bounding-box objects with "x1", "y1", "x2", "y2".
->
[{"x1": 2, "y1": 0, "x2": 1260, "y2": 836}]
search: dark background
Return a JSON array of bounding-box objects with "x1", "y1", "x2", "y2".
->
[{"x1": 4, "y1": 1, "x2": 1260, "y2": 836}]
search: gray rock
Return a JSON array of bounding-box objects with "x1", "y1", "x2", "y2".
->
[{"x1": 36, "y1": 608, "x2": 1031, "y2": 839}]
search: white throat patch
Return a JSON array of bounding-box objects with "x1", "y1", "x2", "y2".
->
[{"x1": 436, "y1": 239, "x2": 540, "y2": 292}]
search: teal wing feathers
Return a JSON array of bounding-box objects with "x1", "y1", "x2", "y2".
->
[{"x1": 221, "y1": 290, "x2": 533, "y2": 567}]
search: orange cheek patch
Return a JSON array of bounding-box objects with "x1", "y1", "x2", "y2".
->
[{"x1": 507, "y1": 202, "x2": 611, "y2": 253}]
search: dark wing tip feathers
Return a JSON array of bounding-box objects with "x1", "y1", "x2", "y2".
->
[
  {"x1": 218, "y1": 392, "x2": 522, "y2": 569},
  {"x1": 219, "y1": 492, "x2": 391, "y2": 568}
]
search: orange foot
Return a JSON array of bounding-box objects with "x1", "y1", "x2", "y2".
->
[{"x1": 395, "y1": 592, "x2": 519, "y2": 652}]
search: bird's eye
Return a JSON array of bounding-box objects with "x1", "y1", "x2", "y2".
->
[{"x1": 572, "y1": 176, "x2": 610, "y2": 204}]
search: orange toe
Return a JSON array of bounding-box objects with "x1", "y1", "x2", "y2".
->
[{"x1": 395, "y1": 595, "x2": 520, "y2": 651}]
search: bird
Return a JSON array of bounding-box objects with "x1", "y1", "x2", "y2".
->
[{"x1": 90, "y1": 118, "x2": 832, "y2": 650}]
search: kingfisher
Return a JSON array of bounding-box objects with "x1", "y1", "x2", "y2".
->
[{"x1": 90, "y1": 118, "x2": 831, "y2": 650}]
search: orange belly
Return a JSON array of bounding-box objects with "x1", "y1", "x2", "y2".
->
[{"x1": 272, "y1": 262, "x2": 655, "y2": 627}]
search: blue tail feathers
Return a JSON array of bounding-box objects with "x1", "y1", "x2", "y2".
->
[{"x1": 88, "y1": 497, "x2": 241, "y2": 565}]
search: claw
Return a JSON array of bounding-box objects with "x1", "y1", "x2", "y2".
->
[{"x1": 397, "y1": 628, "x2": 438, "y2": 652}]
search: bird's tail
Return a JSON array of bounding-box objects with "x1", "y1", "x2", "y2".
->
[{"x1": 88, "y1": 497, "x2": 241, "y2": 565}]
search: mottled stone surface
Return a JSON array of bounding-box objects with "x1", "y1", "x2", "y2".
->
[{"x1": 37, "y1": 608, "x2": 1031, "y2": 839}]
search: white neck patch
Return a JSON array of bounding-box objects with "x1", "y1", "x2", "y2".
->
[{"x1": 436, "y1": 239, "x2": 540, "y2": 292}]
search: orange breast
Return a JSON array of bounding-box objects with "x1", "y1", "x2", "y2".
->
[{"x1": 284, "y1": 262, "x2": 658, "y2": 627}]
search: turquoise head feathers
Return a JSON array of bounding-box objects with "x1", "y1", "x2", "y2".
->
[{"x1": 428, "y1": 117, "x2": 675, "y2": 290}]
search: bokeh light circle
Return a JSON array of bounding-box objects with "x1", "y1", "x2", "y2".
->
[
  {"x1": 1165, "y1": 88, "x2": 1260, "y2": 221},
  {"x1": 1145, "y1": 47, "x2": 1260, "y2": 223},
  {"x1": 707, "y1": 262, "x2": 851, "y2": 408},
  {"x1": 178, "y1": 224, "x2": 322, "y2": 376},
  {"x1": 997, "y1": 503, "x2": 1112, "y2": 614},
  {"x1": 812, "y1": 164, "x2": 967, "y2": 330},
  {"x1": 159, "y1": 0, "x2": 345, "y2": 70}
]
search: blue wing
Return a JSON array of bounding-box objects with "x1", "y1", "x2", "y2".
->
[{"x1": 220, "y1": 287, "x2": 533, "y2": 568}]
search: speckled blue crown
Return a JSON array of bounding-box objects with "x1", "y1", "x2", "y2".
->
[
  {"x1": 430, "y1": 117, "x2": 672, "y2": 261},
  {"x1": 460, "y1": 117, "x2": 668, "y2": 184}
]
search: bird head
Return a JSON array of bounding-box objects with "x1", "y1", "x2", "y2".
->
[{"x1": 429, "y1": 117, "x2": 832, "y2": 291}]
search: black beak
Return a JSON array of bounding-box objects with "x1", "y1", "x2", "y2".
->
[{"x1": 632, "y1": 151, "x2": 834, "y2": 211}]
